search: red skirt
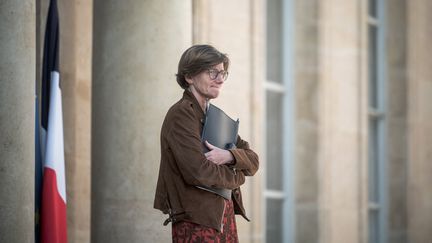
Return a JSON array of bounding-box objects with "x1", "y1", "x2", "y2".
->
[{"x1": 172, "y1": 200, "x2": 238, "y2": 243}]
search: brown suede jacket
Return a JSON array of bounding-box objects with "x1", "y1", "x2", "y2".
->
[{"x1": 154, "y1": 90, "x2": 259, "y2": 231}]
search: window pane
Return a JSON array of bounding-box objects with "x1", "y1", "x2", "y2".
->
[
  {"x1": 369, "y1": 0, "x2": 377, "y2": 18},
  {"x1": 368, "y1": 118, "x2": 379, "y2": 203},
  {"x1": 266, "y1": 0, "x2": 283, "y2": 83},
  {"x1": 369, "y1": 210, "x2": 379, "y2": 243},
  {"x1": 266, "y1": 91, "x2": 283, "y2": 190},
  {"x1": 368, "y1": 25, "x2": 378, "y2": 108},
  {"x1": 266, "y1": 198, "x2": 283, "y2": 243}
]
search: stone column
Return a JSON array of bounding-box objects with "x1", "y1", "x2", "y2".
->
[
  {"x1": 407, "y1": 0, "x2": 432, "y2": 242},
  {"x1": 0, "y1": 1, "x2": 35, "y2": 242},
  {"x1": 386, "y1": 1, "x2": 408, "y2": 242},
  {"x1": 318, "y1": 0, "x2": 363, "y2": 243},
  {"x1": 56, "y1": 0, "x2": 93, "y2": 242},
  {"x1": 294, "y1": 0, "x2": 320, "y2": 242},
  {"x1": 91, "y1": 1, "x2": 191, "y2": 242}
]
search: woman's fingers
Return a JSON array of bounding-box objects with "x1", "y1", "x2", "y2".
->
[
  {"x1": 205, "y1": 147, "x2": 233, "y2": 165},
  {"x1": 205, "y1": 140, "x2": 216, "y2": 150}
]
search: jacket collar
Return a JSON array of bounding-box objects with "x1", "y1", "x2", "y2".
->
[{"x1": 183, "y1": 89, "x2": 206, "y2": 117}]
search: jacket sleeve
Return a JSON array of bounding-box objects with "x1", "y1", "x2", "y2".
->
[
  {"x1": 167, "y1": 104, "x2": 245, "y2": 190},
  {"x1": 229, "y1": 135, "x2": 259, "y2": 176}
]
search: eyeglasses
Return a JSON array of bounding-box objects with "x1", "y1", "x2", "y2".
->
[{"x1": 207, "y1": 69, "x2": 229, "y2": 81}]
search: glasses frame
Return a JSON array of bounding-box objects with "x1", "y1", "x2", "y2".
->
[{"x1": 207, "y1": 69, "x2": 229, "y2": 81}]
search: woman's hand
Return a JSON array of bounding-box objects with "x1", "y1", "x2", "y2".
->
[{"x1": 204, "y1": 141, "x2": 234, "y2": 165}]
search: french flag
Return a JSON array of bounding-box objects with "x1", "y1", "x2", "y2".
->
[{"x1": 39, "y1": 0, "x2": 68, "y2": 242}]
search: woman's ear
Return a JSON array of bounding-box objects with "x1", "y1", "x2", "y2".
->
[{"x1": 185, "y1": 75, "x2": 194, "y2": 85}]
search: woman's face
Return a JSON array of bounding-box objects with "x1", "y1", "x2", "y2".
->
[{"x1": 186, "y1": 63, "x2": 226, "y2": 100}]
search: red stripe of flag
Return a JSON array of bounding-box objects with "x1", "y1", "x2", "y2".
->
[{"x1": 41, "y1": 168, "x2": 67, "y2": 243}]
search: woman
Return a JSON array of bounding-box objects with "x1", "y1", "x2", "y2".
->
[{"x1": 154, "y1": 45, "x2": 259, "y2": 242}]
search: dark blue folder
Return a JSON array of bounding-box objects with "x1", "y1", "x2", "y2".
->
[
  {"x1": 201, "y1": 104, "x2": 239, "y2": 152},
  {"x1": 196, "y1": 104, "x2": 239, "y2": 200}
]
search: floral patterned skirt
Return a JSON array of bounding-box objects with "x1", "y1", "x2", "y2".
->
[{"x1": 172, "y1": 199, "x2": 238, "y2": 243}]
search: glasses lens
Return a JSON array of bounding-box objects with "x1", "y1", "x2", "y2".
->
[
  {"x1": 210, "y1": 70, "x2": 217, "y2": 79},
  {"x1": 222, "y1": 71, "x2": 228, "y2": 80},
  {"x1": 208, "y1": 69, "x2": 228, "y2": 80}
]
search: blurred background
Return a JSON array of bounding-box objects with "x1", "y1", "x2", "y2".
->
[{"x1": 1, "y1": 0, "x2": 431, "y2": 242}]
